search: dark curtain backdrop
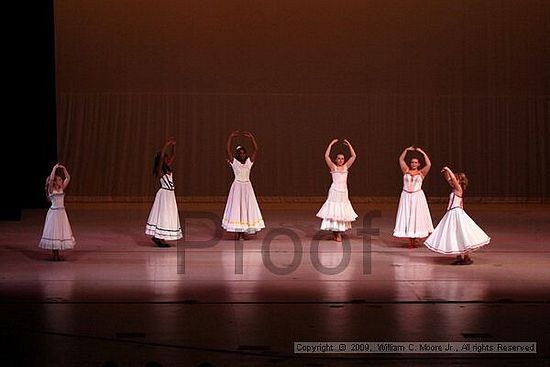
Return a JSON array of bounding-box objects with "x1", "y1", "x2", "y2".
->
[{"x1": 54, "y1": 0, "x2": 550, "y2": 201}]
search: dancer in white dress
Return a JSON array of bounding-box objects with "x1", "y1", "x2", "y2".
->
[
  {"x1": 222, "y1": 130, "x2": 265, "y2": 240},
  {"x1": 146, "y1": 137, "x2": 182, "y2": 247},
  {"x1": 425, "y1": 167, "x2": 490, "y2": 265},
  {"x1": 393, "y1": 146, "x2": 434, "y2": 248},
  {"x1": 39, "y1": 163, "x2": 75, "y2": 261},
  {"x1": 316, "y1": 138, "x2": 358, "y2": 242}
]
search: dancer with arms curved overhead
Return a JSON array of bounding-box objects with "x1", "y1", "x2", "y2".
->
[
  {"x1": 39, "y1": 163, "x2": 76, "y2": 260},
  {"x1": 393, "y1": 146, "x2": 434, "y2": 248},
  {"x1": 425, "y1": 166, "x2": 490, "y2": 265},
  {"x1": 222, "y1": 130, "x2": 265, "y2": 240},
  {"x1": 316, "y1": 138, "x2": 358, "y2": 242},
  {"x1": 146, "y1": 137, "x2": 182, "y2": 247}
]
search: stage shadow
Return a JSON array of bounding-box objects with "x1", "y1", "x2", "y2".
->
[
  {"x1": 429, "y1": 256, "x2": 458, "y2": 266},
  {"x1": 5, "y1": 246, "x2": 75, "y2": 262},
  {"x1": 379, "y1": 236, "x2": 419, "y2": 248},
  {"x1": 130, "y1": 235, "x2": 177, "y2": 248}
]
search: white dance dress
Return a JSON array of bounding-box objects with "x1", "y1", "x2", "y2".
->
[
  {"x1": 222, "y1": 158, "x2": 265, "y2": 233},
  {"x1": 424, "y1": 192, "x2": 490, "y2": 254},
  {"x1": 39, "y1": 191, "x2": 76, "y2": 250},
  {"x1": 316, "y1": 168, "x2": 358, "y2": 232},
  {"x1": 145, "y1": 172, "x2": 183, "y2": 240},
  {"x1": 393, "y1": 172, "x2": 434, "y2": 238}
]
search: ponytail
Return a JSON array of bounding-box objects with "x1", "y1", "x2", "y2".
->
[
  {"x1": 44, "y1": 176, "x2": 51, "y2": 202},
  {"x1": 152, "y1": 152, "x2": 161, "y2": 177},
  {"x1": 457, "y1": 173, "x2": 469, "y2": 192}
]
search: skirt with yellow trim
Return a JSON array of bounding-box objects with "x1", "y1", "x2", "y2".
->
[{"x1": 222, "y1": 180, "x2": 265, "y2": 233}]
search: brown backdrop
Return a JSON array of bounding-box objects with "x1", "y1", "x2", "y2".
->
[{"x1": 54, "y1": 0, "x2": 550, "y2": 201}]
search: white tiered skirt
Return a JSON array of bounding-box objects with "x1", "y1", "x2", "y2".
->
[
  {"x1": 39, "y1": 208, "x2": 76, "y2": 250},
  {"x1": 317, "y1": 188, "x2": 358, "y2": 232}
]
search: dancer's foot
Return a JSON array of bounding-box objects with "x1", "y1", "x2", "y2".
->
[
  {"x1": 461, "y1": 256, "x2": 473, "y2": 265},
  {"x1": 451, "y1": 256, "x2": 463, "y2": 265},
  {"x1": 334, "y1": 232, "x2": 342, "y2": 242},
  {"x1": 408, "y1": 239, "x2": 416, "y2": 249},
  {"x1": 52, "y1": 250, "x2": 61, "y2": 261},
  {"x1": 152, "y1": 237, "x2": 170, "y2": 248}
]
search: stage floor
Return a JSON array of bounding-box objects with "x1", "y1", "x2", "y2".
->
[{"x1": 1, "y1": 202, "x2": 549, "y2": 366}]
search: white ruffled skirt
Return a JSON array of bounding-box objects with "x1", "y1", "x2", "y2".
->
[
  {"x1": 317, "y1": 188, "x2": 358, "y2": 232},
  {"x1": 39, "y1": 208, "x2": 76, "y2": 250}
]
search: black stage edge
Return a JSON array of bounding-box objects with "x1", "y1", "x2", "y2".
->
[
  {"x1": 3, "y1": 1, "x2": 56, "y2": 220},
  {"x1": 23, "y1": 1, "x2": 57, "y2": 214}
]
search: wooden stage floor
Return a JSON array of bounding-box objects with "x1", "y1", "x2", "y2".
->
[{"x1": 1, "y1": 202, "x2": 549, "y2": 366}]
